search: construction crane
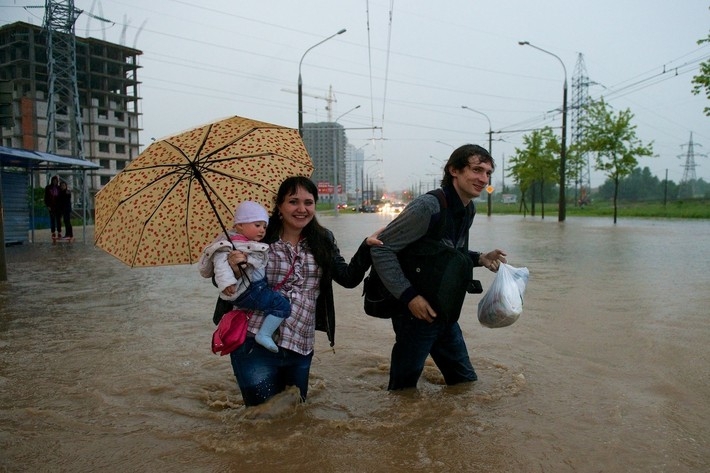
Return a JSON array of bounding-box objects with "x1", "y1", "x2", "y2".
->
[{"x1": 282, "y1": 85, "x2": 336, "y2": 122}]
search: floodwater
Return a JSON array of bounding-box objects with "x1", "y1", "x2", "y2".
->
[{"x1": 1, "y1": 214, "x2": 708, "y2": 472}]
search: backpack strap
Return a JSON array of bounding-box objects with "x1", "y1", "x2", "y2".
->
[{"x1": 425, "y1": 188, "x2": 448, "y2": 240}]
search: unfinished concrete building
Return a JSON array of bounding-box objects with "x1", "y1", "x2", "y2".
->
[{"x1": 0, "y1": 21, "x2": 142, "y2": 198}]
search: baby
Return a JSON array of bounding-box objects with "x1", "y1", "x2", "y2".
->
[{"x1": 199, "y1": 201, "x2": 290, "y2": 353}]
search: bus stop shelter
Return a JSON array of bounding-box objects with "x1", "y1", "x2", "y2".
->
[{"x1": 0, "y1": 145, "x2": 100, "y2": 280}]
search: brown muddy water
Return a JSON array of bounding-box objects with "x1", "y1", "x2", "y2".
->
[{"x1": 1, "y1": 214, "x2": 708, "y2": 473}]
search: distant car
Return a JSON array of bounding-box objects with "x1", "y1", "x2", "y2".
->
[
  {"x1": 337, "y1": 203, "x2": 348, "y2": 209},
  {"x1": 360, "y1": 205, "x2": 377, "y2": 213},
  {"x1": 392, "y1": 202, "x2": 405, "y2": 213}
]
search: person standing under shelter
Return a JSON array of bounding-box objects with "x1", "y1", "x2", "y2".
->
[
  {"x1": 371, "y1": 144, "x2": 507, "y2": 391},
  {"x1": 44, "y1": 175, "x2": 62, "y2": 239},
  {"x1": 57, "y1": 180, "x2": 73, "y2": 240}
]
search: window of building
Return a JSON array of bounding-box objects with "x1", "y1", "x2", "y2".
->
[
  {"x1": 114, "y1": 111, "x2": 124, "y2": 121},
  {"x1": 115, "y1": 144, "x2": 126, "y2": 154},
  {"x1": 100, "y1": 175, "x2": 111, "y2": 186},
  {"x1": 99, "y1": 159, "x2": 111, "y2": 169},
  {"x1": 98, "y1": 125, "x2": 109, "y2": 136},
  {"x1": 98, "y1": 142, "x2": 109, "y2": 153},
  {"x1": 114, "y1": 128, "x2": 125, "y2": 138},
  {"x1": 116, "y1": 159, "x2": 126, "y2": 170}
]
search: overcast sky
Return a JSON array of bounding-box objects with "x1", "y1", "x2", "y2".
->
[{"x1": 5, "y1": 0, "x2": 709, "y2": 191}]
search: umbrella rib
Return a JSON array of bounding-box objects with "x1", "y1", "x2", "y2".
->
[
  {"x1": 191, "y1": 126, "x2": 260, "y2": 163},
  {"x1": 129, "y1": 165, "x2": 194, "y2": 266},
  {"x1": 186, "y1": 167, "x2": 236, "y2": 249},
  {"x1": 198, "y1": 152, "x2": 313, "y2": 186},
  {"x1": 167, "y1": 135, "x2": 237, "y2": 258},
  {"x1": 94, "y1": 165, "x2": 189, "y2": 245}
]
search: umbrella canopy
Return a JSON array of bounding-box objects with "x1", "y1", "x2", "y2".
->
[{"x1": 94, "y1": 116, "x2": 313, "y2": 267}]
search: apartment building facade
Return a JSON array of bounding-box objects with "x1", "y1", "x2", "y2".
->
[{"x1": 0, "y1": 21, "x2": 142, "y2": 198}]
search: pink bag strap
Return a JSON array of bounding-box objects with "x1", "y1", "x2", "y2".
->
[{"x1": 273, "y1": 252, "x2": 297, "y2": 291}]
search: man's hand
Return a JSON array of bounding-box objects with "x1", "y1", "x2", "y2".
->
[
  {"x1": 408, "y1": 295, "x2": 437, "y2": 323},
  {"x1": 479, "y1": 249, "x2": 507, "y2": 272}
]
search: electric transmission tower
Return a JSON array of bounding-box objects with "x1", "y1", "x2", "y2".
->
[
  {"x1": 43, "y1": 0, "x2": 85, "y2": 160},
  {"x1": 570, "y1": 53, "x2": 592, "y2": 205},
  {"x1": 678, "y1": 132, "x2": 706, "y2": 198},
  {"x1": 41, "y1": 0, "x2": 111, "y2": 213}
]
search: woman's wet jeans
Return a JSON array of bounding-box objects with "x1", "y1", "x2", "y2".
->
[{"x1": 229, "y1": 337, "x2": 313, "y2": 406}]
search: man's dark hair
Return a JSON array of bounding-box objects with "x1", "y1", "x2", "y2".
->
[{"x1": 440, "y1": 144, "x2": 495, "y2": 187}]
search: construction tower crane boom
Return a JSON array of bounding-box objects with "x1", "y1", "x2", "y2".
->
[{"x1": 282, "y1": 85, "x2": 336, "y2": 122}]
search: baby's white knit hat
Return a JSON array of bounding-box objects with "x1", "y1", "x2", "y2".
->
[{"x1": 234, "y1": 201, "x2": 269, "y2": 224}]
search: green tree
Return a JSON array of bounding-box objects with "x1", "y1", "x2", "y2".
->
[
  {"x1": 620, "y1": 167, "x2": 661, "y2": 201},
  {"x1": 565, "y1": 142, "x2": 585, "y2": 199},
  {"x1": 507, "y1": 127, "x2": 559, "y2": 218},
  {"x1": 594, "y1": 167, "x2": 681, "y2": 204},
  {"x1": 691, "y1": 30, "x2": 710, "y2": 116},
  {"x1": 578, "y1": 98, "x2": 654, "y2": 223}
]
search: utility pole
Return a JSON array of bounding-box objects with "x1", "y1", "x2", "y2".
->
[
  {"x1": 461, "y1": 105, "x2": 494, "y2": 216},
  {"x1": 519, "y1": 41, "x2": 568, "y2": 222}
]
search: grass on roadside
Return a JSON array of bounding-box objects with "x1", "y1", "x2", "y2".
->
[{"x1": 487, "y1": 198, "x2": 710, "y2": 219}]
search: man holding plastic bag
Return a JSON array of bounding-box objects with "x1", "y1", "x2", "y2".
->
[{"x1": 370, "y1": 144, "x2": 508, "y2": 391}]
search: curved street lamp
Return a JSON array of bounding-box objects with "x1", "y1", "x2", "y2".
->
[
  {"x1": 518, "y1": 40, "x2": 568, "y2": 222},
  {"x1": 298, "y1": 28, "x2": 347, "y2": 136},
  {"x1": 461, "y1": 105, "x2": 493, "y2": 216}
]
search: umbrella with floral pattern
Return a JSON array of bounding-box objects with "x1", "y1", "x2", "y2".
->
[{"x1": 94, "y1": 116, "x2": 313, "y2": 267}]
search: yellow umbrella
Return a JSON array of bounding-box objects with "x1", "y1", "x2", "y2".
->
[{"x1": 94, "y1": 116, "x2": 313, "y2": 267}]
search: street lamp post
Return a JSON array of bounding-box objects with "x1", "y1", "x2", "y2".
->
[
  {"x1": 332, "y1": 105, "x2": 360, "y2": 216},
  {"x1": 461, "y1": 105, "x2": 494, "y2": 216},
  {"x1": 298, "y1": 28, "x2": 347, "y2": 137},
  {"x1": 351, "y1": 143, "x2": 370, "y2": 210},
  {"x1": 518, "y1": 41, "x2": 568, "y2": 222},
  {"x1": 365, "y1": 162, "x2": 380, "y2": 208},
  {"x1": 348, "y1": 155, "x2": 382, "y2": 210}
]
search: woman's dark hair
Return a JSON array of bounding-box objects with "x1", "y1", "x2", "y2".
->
[
  {"x1": 265, "y1": 176, "x2": 335, "y2": 269},
  {"x1": 440, "y1": 144, "x2": 495, "y2": 187}
]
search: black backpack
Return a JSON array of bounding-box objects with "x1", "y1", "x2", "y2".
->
[{"x1": 363, "y1": 189, "x2": 479, "y2": 323}]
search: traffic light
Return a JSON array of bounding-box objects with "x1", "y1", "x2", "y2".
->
[{"x1": 0, "y1": 80, "x2": 14, "y2": 128}]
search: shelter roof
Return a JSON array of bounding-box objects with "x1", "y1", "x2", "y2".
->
[{"x1": 0, "y1": 146, "x2": 100, "y2": 170}]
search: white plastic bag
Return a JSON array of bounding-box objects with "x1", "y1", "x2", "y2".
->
[{"x1": 477, "y1": 263, "x2": 529, "y2": 328}]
